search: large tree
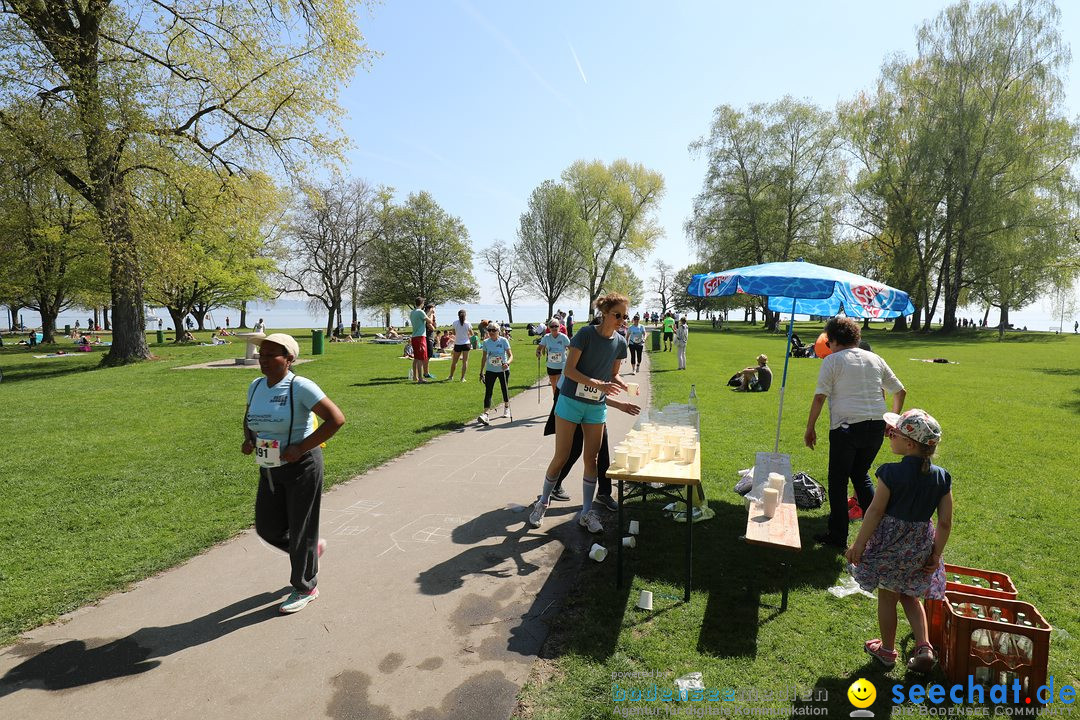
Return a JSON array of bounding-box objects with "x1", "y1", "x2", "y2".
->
[
  {"x1": 142, "y1": 170, "x2": 284, "y2": 337},
  {"x1": 362, "y1": 191, "x2": 477, "y2": 309},
  {"x1": 688, "y1": 98, "x2": 844, "y2": 329},
  {"x1": 563, "y1": 159, "x2": 664, "y2": 312},
  {"x1": 480, "y1": 240, "x2": 524, "y2": 323},
  {"x1": 515, "y1": 180, "x2": 584, "y2": 319},
  {"x1": 916, "y1": 0, "x2": 1078, "y2": 331},
  {"x1": 281, "y1": 180, "x2": 382, "y2": 335},
  {"x1": 651, "y1": 260, "x2": 674, "y2": 314},
  {"x1": 0, "y1": 132, "x2": 100, "y2": 343},
  {"x1": 0, "y1": 1, "x2": 371, "y2": 363}
]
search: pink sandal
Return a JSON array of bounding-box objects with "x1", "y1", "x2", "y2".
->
[
  {"x1": 864, "y1": 639, "x2": 898, "y2": 669},
  {"x1": 907, "y1": 642, "x2": 936, "y2": 673}
]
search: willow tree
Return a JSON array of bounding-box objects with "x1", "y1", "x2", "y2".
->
[{"x1": 0, "y1": 1, "x2": 372, "y2": 363}]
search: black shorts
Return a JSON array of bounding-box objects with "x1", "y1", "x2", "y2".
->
[
  {"x1": 453, "y1": 343, "x2": 470, "y2": 353},
  {"x1": 547, "y1": 367, "x2": 563, "y2": 377},
  {"x1": 663, "y1": 331, "x2": 674, "y2": 341}
]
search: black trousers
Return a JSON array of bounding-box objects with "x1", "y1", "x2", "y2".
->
[
  {"x1": 483, "y1": 369, "x2": 509, "y2": 409},
  {"x1": 553, "y1": 426, "x2": 612, "y2": 497},
  {"x1": 629, "y1": 343, "x2": 643, "y2": 366},
  {"x1": 827, "y1": 420, "x2": 885, "y2": 543},
  {"x1": 255, "y1": 448, "x2": 323, "y2": 592}
]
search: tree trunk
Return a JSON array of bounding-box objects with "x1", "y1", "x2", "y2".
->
[
  {"x1": 983, "y1": 306, "x2": 991, "y2": 326},
  {"x1": 326, "y1": 306, "x2": 335, "y2": 336},
  {"x1": 10, "y1": 305, "x2": 22, "y2": 330},
  {"x1": 167, "y1": 307, "x2": 188, "y2": 342},
  {"x1": 92, "y1": 307, "x2": 100, "y2": 330},
  {"x1": 239, "y1": 301, "x2": 248, "y2": 328},
  {"x1": 862, "y1": 318, "x2": 870, "y2": 331},
  {"x1": 998, "y1": 304, "x2": 1010, "y2": 339},
  {"x1": 504, "y1": 299, "x2": 514, "y2": 324},
  {"x1": 891, "y1": 314, "x2": 909, "y2": 332},
  {"x1": 547, "y1": 299, "x2": 555, "y2": 320},
  {"x1": 384, "y1": 310, "x2": 391, "y2": 329},
  {"x1": 99, "y1": 198, "x2": 150, "y2": 364},
  {"x1": 103, "y1": 305, "x2": 111, "y2": 330},
  {"x1": 39, "y1": 306, "x2": 59, "y2": 344}
]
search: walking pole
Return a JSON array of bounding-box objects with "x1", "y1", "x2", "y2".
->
[{"x1": 537, "y1": 354, "x2": 541, "y2": 404}]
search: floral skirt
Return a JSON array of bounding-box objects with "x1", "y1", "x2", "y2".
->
[{"x1": 852, "y1": 514, "x2": 946, "y2": 599}]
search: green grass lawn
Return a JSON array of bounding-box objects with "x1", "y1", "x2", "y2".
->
[
  {"x1": 515, "y1": 322, "x2": 1079, "y2": 718},
  {"x1": 0, "y1": 327, "x2": 543, "y2": 645}
]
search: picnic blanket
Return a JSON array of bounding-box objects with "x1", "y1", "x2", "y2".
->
[
  {"x1": 910, "y1": 358, "x2": 958, "y2": 364},
  {"x1": 33, "y1": 353, "x2": 80, "y2": 359}
]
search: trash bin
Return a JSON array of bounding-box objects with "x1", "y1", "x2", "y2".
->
[
  {"x1": 156, "y1": 329, "x2": 165, "y2": 344},
  {"x1": 651, "y1": 328, "x2": 661, "y2": 352},
  {"x1": 312, "y1": 329, "x2": 324, "y2": 355},
  {"x1": 64, "y1": 324, "x2": 70, "y2": 336}
]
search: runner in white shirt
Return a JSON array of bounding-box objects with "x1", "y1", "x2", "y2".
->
[{"x1": 449, "y1": 309, "x2": 472, "y2": 382}]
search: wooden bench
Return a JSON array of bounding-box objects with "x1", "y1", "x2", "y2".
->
[{"x1": 743, "y1": 452, "x2": 802, "y2": 611}]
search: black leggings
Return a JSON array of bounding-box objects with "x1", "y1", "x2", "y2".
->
[
  {"x1": 483, "y1": 370, "x2": 509, "y2": 409},
  {"x1": 629, "y1": 343, "x2": 643, "y2": 365}
]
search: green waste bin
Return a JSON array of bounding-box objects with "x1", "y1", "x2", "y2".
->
[
  {"x1": 312, "y1": 329, "x2": 324, "y2": 355},
  {"x1": 156, "y1": 329, "x2": 165, "y2": 344},
  {"x1": 64, "y1": 324, "x2": 71, "y2": 336},
  {"x1": 651, "y1": 327, "x2": 661, "y2": 352}
]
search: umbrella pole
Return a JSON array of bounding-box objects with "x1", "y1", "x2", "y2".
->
[{"x1": 773, "y1": 298, "x2": 797, "y2": 453}]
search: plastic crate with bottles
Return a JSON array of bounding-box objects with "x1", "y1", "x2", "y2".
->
[
  {"x1": 925, "y1": 563, "x2": 1017, "y2": 648},
  {"x1": 939, "y1": 590, "x2": 1051, "y2": 699}
]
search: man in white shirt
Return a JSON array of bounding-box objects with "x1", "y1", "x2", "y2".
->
[{"x1": 804, "y1": 317, "x2": 906, "y2": 550}]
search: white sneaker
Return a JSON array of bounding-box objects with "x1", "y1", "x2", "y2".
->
[
  {"x1": 502, "y1": 405, "x2": 511, "y2": 418},
  {"x1": 528, "y1": 500, "x2": 548, "y2": 528},
  {"x1": 478, "y1": 413, "x2": 490, "y2": 426},
  {"x1": 578, "y1": 509, "x2": 603, "y2": 533}
]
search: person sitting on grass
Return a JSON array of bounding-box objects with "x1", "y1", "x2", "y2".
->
[
  {"x1": 181, "y1": 330, "x2": 197, "y2": 343},
  {"x1": 735, "y1": 354, "x2": 772, "y2": 392},
  {"x1": 386, "y1": 327, "x2": 401, "y2": 339}
]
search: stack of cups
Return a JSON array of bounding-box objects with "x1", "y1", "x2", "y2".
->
[{"x1": 763, "y1": 488, "x2": 780, "y2": 518}]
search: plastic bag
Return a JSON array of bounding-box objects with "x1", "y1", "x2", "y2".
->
[
  {"x1": 792, "y1": 472, "x2": 825, "y2": 509},
  {"x1": 674, "y1": 672, "x2": 705, "y2": 694},
  {"x1": 827, "y1": 575, "x2": 874, "y2": 599},
  {"x1": 734, "y1": 467, "x2": 754, "y2": 496}
]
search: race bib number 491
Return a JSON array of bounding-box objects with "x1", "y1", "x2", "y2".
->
[{"x1": 255, "y1": 437, "x2": 282, "y2": 467}]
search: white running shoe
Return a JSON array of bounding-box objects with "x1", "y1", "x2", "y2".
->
[
  {"x1": 502, "y1": 405, "x2": 511, "y2": 418},
  {"x1": 478, "y1": 413, "x2": 490, "y2": 426},
  {"x1": 528, "y1": 500, "x2": 548, "y2": 527},
  {"x1": 578, "y1": 509, "x2": 603, "y2": 533}
]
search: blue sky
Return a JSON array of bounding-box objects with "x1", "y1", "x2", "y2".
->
[{"x1": 338, "y1": 0, "x2": 1080, "y2": 307}]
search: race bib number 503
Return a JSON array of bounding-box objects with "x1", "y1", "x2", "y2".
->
[{"x1": 575, "y1": 383, "x2": 605, "y2": 402}]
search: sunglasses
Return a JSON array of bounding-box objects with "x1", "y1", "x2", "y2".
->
[
  {"x1": 611, "y1": 312, "x2": 628, "y2": 320},
  {"x1": 487, "y1": 328, "x2": 500, "y2": 332}
]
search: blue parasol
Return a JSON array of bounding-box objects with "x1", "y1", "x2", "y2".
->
[{"x1": 688, "y1": 260, "x2": 914, "y2": 452}]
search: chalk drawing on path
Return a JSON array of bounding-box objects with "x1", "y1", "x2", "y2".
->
[{"x1": 377, "y1": 514, "x2": 471, "y2": 556}]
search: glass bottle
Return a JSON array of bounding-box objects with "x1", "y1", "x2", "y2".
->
[{"x1": 688, "y1": 384, "x2": 697, "y2": 412}]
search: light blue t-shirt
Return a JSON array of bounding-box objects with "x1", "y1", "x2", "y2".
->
[
  {"x1": 246, "y1": 373, "x2": 326, "y2": 447},
  {"x1": 627, "y1": 324, "x2": 646, "y2": 344},
  {"x1": 557, "y1": 325, "x2": 628, "y2": 405},
  {"x1": 482, "y1": 337, "x2": 511, "y2": 373},
  {"x1": 539, "y1": 332, "x2": 571, "y2": 369},
  {"x1": 409, "y1": 308, "x2": 428, "y2": 338}
]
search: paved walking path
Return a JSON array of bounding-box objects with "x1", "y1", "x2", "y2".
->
[{"x1": 0, "y1": 356, "x2": 652, "y2": 720}]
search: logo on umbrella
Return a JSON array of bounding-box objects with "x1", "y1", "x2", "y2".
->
[{"x1": 851, "y1": 284, "x2": 883, "y2": 309}]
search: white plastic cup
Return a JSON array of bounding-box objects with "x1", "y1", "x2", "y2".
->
[
  {"x1": 613, "y1": 448, "x2": 629, "y2": 469},
  {"x1": 589, "y1": 543, "x2": 608, "y2": 562},
  {"x1": 763, "y1": 488, "x2": 780, "y2": 518},
  {"x1": 627, "y1": 382, "x2": 640, "y2": 396},
  {"x1": 661, "y1": 443, "x2": 676, "y2": 461},
  {"x1": 636, "y1": 590, "x2": 653, "y2": 610},
  {"x1": 627, "y1": 454, "x2": 643, "y2": 472},
  {"x1": 768, "y1": 472, "x2": 786, "y2": 493},
  {"x1": 622, "y1": 536, "x2": 637, "y2": 548},
  {"x1": 681, "y1": 445, "x2": 697, "y2": 464},
  {"x1": 629, "y1": 520, "x2": 640, "y2": 535}
]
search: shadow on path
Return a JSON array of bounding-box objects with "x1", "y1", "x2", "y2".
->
[{"x1": 0, "y1": 589, "x2": 286, "y2": 696}]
